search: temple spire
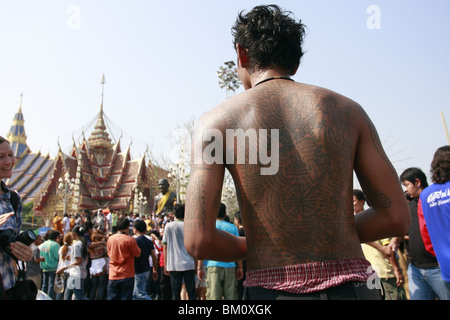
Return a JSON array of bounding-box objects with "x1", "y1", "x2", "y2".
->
[
  {"x1": 87, "y1": 74, "x2": 112, "y2": 151},
  {"x1": 7, "y1": 93, "x2": 30, "y2": 158},
  {"x1": 19, "y1": 93, "x2": 23, "y2": 112},
  {"x1": 100, "y1": 74, "x2": 106, "y2": 114}
]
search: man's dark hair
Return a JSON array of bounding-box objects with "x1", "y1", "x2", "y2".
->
[
  {"x1": 352, "y1": 189, "x2": 366, "y2": 202},
  {"x1": 133, "y1": 219, "x2": 147, "y2": 233},
  {"x1": 49, "y1": 230, "x2": 60, "y2": 241},
  {"x1": 218, "y1": 203, "x2": 227, "y2": 219},
  {"x1": 117, "y1": 217, "x2": 130, "y2": 231},
  {"x1": 353, "y1": 189, "x2": 370, "y2": 207},
  {"x1": 174, "y1": 204, "x2": 185, "y2": 220},
  {"x1": 400, "y1": 167, "x2": 429, "y2": 189},
  {"x1": 430, "y1": 145, "x2": 450, "y2": 184},
  {"x1": 232, "y1": 4, "x2": 307, "y2": 75}
]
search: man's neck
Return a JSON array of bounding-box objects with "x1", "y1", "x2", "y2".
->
[{"x1": 249, "y1": 69, "x2": 292, "y2": 88}]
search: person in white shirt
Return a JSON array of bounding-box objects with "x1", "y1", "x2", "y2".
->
[{"x1": 63, "y1": 213, "x2": 71, "y2": 235}]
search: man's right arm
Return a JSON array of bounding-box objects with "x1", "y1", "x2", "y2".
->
[
  {"x1": 184, "y1": 115, "x2": 247, "y2": 262},
  {"x1": 353, "y1": 106, "x2": 410, "y2": 242}
]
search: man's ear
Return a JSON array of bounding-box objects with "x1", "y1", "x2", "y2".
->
[
  {"x1": 236, "y1": 43, "x2": 249, "y2": 68},
  {"x1": 415, "y1": 178, "x2": 422, "y2": 187}
]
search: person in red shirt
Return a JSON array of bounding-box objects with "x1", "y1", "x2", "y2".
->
[{"x1": 106, "y1": 218, "x2": 141, "y2": 300}]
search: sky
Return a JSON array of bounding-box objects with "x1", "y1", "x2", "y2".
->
[{"x1": 1, "y1": 0, "x2": 449, "y2": 184}]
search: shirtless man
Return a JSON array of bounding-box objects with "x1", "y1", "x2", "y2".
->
[{"x1": 184, "y1": 5, "x2": 410, "y2": 300}]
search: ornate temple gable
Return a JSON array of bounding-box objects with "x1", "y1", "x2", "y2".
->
[
  {"x1": 87, "y1": 143, "x2": 120, "y2": 183},
  {"x1": 34, "y1": 149, "x2": 78, "y2": 213},
  {"x1": 76, "y1": 142, "x2": 137, "y2": 209},
  {"x1": 108, "y1": 155, "x2": 148, "y2": 210},
  {"x1": 60, "y1": 151, "x2": 77, "y2": 181},
  {"x1": 34, "y1": 155, "x2": 64, "y2": 211}
]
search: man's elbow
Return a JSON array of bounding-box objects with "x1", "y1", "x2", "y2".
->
[
  {"x1": 392, "y1": 207, "x2": 411, "y2": 237},
  {"x1": 184, "y1": 236, "x2": 209, "y2": 260}
]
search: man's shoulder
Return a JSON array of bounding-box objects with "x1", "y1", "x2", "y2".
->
[
  {"x1": 48, "y1": 240, "x2": 60, "y2": 249},
  {"x1": 110, "y1": 232, "x2": 133, "y2": 241},
  {"x1": 165, "y1": 220, "x2": 182, "y2": 230},
  {"x1": 306, "y1": 83, "x2": 361, "y2": 108},
  {"x1": 196, "y1": 95, "x2": 243, "y2": 130},
  {"x1": 137, "y1": 234, "x2": 153, "y2": 244}
]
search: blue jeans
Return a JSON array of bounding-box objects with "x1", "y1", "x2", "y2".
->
[
  {"x1": 89, "y1": 273, "x2": 108, "y2": 300},
  {"x1": 64, "y1": 275, "x2": 89, "y2": 300},
  {"x1": 107, "y1": 277, "x2": 134, "y2": 300},
  {"x1": 133, "y1": 271, "x2": 152, "y2": 300},
  {"x1": 42, "y1": 271, "x2": 56, "y2": 299},
  {"x1": 408, "y1": 264, "x2": 450, "y2": 300}
]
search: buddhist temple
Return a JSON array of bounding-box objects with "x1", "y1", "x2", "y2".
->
[
  {"x1": 5, "y1": 76, "x2": 169, "y2": 223},
  {"x1": 33, "y1": 76, "x2": 156, "y2": 217},
  {"x1": 5, "y1": 94, "x2": 56, "y2": 205}
]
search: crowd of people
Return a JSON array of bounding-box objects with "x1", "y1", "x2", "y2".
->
[
  {"x1": 351, "y1": 147, "x2": 450, "y2": 300},
  {"x1": 1, "y1": 4, "x2": 449, "y2": 301},
  {"x1": 1, "y1": 134, "x2": 449, "y2": 302},
  {"x1": 22, "y1": 201, "x2": 246, "y2": 300}
]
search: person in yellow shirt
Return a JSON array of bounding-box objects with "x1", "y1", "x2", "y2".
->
[{"x1": 354, "y1": 189, "x2": 407, "y2": 300}]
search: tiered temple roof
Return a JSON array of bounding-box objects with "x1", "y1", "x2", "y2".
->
[
  {"x1": 6, "y1": 77, "x2": 160, "y2": 216},
  {"x1": 34, "y1": 77, "x2": 151, "y2": 213},
  {"x1": 5, "y1": 95, "x2": 56, "y2": 204}
]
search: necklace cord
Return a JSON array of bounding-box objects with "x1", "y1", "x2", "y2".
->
[{"x1": 254, "y1": 76, "x2": 294, "y2": 87}]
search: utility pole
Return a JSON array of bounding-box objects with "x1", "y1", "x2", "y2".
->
[{"x1": 440, "y1": 111, "x2": 450, "y2": 145}]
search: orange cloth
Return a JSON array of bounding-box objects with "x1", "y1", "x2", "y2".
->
[
  {"x1": 52, "y1": 216, "x2": 63, "y2": 234},
  {"x1": 107, "y1": 233, "x2": 141, "y2": 280}
]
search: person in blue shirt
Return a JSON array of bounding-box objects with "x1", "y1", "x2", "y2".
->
[
  {"x1": 419, "y1": 145, "x2": 450, "y2": 286},
  {"x1": 197, "y1": 203, "x2": 243, "y2": 300}
]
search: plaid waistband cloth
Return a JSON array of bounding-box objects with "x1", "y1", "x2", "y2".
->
[{"x1": 244, "y1": 258, "x2": 374, "y2": 294}]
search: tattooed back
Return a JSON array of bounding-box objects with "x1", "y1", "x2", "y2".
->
[{"x1": 212, "y1": 81, "x2": 370, "y2": 271}]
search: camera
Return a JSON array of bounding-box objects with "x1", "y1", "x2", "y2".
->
[{"x1": 0, "y1": 229, "x2": 36, "y2": 261}]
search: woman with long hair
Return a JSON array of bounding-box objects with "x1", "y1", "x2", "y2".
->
[
  {"x1": 55, "y1": 232, "x2": 73, "y2": 299},
  {"x1": 0, "y1": 136, "x2": 33, "y2": 299},
  {"x1": 56, "y1": 226, "x2": 89, "y2": 299}
]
